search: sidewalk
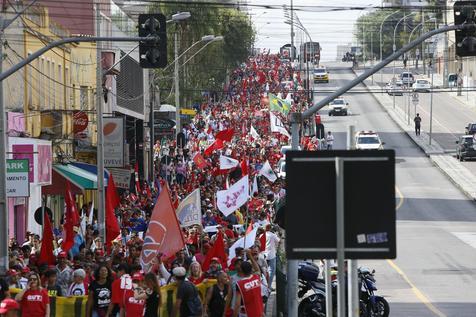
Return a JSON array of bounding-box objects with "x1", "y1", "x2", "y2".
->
[{"x1": 354, "y1": 66, "x2": 476, "y2": 201}]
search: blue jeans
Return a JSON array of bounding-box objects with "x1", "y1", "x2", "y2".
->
[{"x1": 267, "y1": 257, "x2": 277, "y2": 287}]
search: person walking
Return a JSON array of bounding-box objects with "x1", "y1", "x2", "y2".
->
[
  {"x1": 326, "y1": 131, "x2": 334, "y2": 150},
  {"x1": 414, "y1": 113, "x2": 422, "y2": 136}
]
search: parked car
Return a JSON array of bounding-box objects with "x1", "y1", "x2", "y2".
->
[
  {"x1": 412, "y1": 79, "x2": 431, "y2": 92},
  {"x1": 399, "y1": 71, "x2": 415, "y2": 86},
  {"x1": 456, "y1": 135, "x2": 476, "y2": 161},
  {"x1": 465, "y1": 123, "x2": 476, "y2": 135},
  {"x1": 385, "y1": 81, "x2": 404, "y2": 96}
]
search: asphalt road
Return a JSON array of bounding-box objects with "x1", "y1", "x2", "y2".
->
[
  {"x1": 373, "y1": 64, "x2": 476, "y2": 177},
  {"x1": 310, "y1": 64, "x2": 476, "y2": 317}
]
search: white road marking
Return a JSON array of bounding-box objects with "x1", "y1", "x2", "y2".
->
[{"x1": 451, "y1": 232, "x2": 476, "y2": 249}]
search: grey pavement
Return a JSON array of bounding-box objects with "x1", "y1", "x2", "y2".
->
[
  {"x1": 354, "y1": 65, "x2": 476, "y2": 201},
  {"x1": 309, "y1": 64, "x2": 476, "y2": 316}
]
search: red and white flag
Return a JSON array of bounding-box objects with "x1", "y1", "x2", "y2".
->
[
  {"x1": 219, "y1": 155, "x2": 239, "y2": 170},
  {"x1": 216, "y1": 175, "x2": 250, "y2": 217},
  {"x1": 250, "y1": 125, "x2": 260, "y2": 140},
  {"x1": 259, "y1": 160, "x2": 277, "y2": 183},
  {"x1": 140, "y1": 185, "x2": 185, "y2": 273}
]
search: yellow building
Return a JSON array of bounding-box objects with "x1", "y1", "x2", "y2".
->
[{"x1": 7, "y1": 5, "x2": 98, "y2": 160}]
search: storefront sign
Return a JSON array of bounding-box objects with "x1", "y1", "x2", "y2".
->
[
  {"x1": 73, "y1": 111, "x2": 89, "y2": 133},
  {"x1": 12, "y1": 144, "x2": 34, "y2": 182},
  {"x1": 108, "y1": 168, "x2": 131, "y2": 189},
  {"x1": 103, "y1": 117, "x2": 124, "y2": 167},
  {"x1": 6, "y1": 159, "x2": 30, "y2": 197}
]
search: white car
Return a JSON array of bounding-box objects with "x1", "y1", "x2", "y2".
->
[
  {"x1": 355, "y1": 131, "x2": 385, "y2": 150},
  {"x1": 385, "y1": 81, "x2": 404, "y2": 96},
  {"x1": 328, "y1": 98, "x2": 349, "y2": 116},
  {"x1": 280, "y1": 145, "x2": 302, "y2": 156},
  {"x1": 412, "y1": 79, "x2": 431, "y2": 92}
]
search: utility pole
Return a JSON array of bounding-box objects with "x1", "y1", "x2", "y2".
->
[
  {"x1": 95, "y1": 5, "x2": 106, "y2": 243},
  {"x1": 443, "y1": 0, "x2": 449, "y2": 87},
  {"x1": 290, "y1": 0, "x2": 294, "y2": 61},
  {"x1": 0, "y1": 22, "x2": 8, "y2": 274},
  {"x1": 174, "y1": 31, "x2": 180, "y2": 138},
  {"x1": 149, "y1": 70, "x2": 155, "y2": 183}
]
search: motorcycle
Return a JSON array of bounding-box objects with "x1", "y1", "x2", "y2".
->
[
  {"x1": 359, "y1": 267, "x2": 390, "y2": 317},
  {"x1": 297, "y1": 262, "x2": 389, "y2": 317}
]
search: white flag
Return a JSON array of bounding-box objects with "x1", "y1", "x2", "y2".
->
[
  {"x1": 270, "y1": 112, "x2": 291, "y2": 138},
  {"x1": 176, "y1": 188, "x2": 202, "y2": 227},
  {"x1": 252, "y1": 176, "x2": 259, "y2": 195},
  {"x1": 259, "y1": 160, "x2": 277, "y2": 183},
  {"x1": 219, "y1": 155, "x2": 239, "y2": 170},
  {"x1": 88, "y1": 201, "x2": 94, "y2": 225},
  {"x1": 228, "y1": 226, "x2": 258, "y2": 264},
  {"x1": 216, "y1": 175, "x2": 250, "y2": 217},
  {"x1": 250, "y1": 125, "x2": 261, "y2": 140}
]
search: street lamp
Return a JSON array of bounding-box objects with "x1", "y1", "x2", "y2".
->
[
  {"x1": 393, "y1": 12, "x2": 417, "y2": 80},
  {"x1": 379, "y1": 10, "x2": 400, "y2": 84},
  {"x1": 180, "y1": 36, "x2": 224, "y2": 67}
]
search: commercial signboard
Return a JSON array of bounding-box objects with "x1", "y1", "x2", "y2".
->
[
  {"x1": 103, "y1": 117, "x2": 124, "y2": 167},
  {"x1": 9, "y1": 138, "x2": 52, "y2": 185},
  {"x1": 6, "y1": 159, "x2": 30, "y2": 197},
  {"x1": 108, "y1": 168, "x2": 131, "y2": 189}
]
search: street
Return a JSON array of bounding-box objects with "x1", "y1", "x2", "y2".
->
[{"x1": 313, "y1": 64, "x2": 476, "y2": 316}]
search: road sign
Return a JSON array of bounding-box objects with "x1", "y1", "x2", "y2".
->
[
  {"x1": 412, "y1": 92, "x2": 419, "y2": 102},
  {"x1": 285, "y1": 150, "x2": 396, "y2": 259},
  {"x1": 6, "y1": 159, "x2": 30, "y2": 197}
]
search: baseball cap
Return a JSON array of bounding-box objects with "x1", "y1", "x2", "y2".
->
[
  {"x1": 132, "y1": 272, "x2": 144, "y2": 281},
  {"x1": 211, "y1": 257, "x2": 220, "y2": 263},
  {"x1": 172, "y1": 266, "x2": 187, "y2": 277},
  {"x1": 0, "y1": 298, "x2": 19, "y2": 313},
  {"x1": 21, "y1": 267, "x2": 31, "y2": 274},
  {"x1": 6, "y1": 269, "x2": 18, "y2": 276},
  {"x1": 57, "y1": 251, "x2": 67, "y2": 258}
]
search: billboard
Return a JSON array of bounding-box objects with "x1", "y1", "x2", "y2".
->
[{"x1": 103, "y1": 117, "x2": 125, "y2": 167}]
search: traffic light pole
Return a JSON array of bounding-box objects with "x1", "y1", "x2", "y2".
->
[{"x1": 287, "y1": 23, "x2": 472, "y2": 317}]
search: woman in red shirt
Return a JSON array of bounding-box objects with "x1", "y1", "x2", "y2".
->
[
  {"x1": 188, "y1": 261, "x2": 205, "y2": 285},
  {"x1": 15, "y1": 272, "x2": 50, "y2": 317}
]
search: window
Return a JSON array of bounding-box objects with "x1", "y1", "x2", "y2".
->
[
  {"x1": 80, "y1": 86, "x2": 89, "y2": 110},
  {"x1": 51, "y1": 61, "x2": 55, "y2": 109}
]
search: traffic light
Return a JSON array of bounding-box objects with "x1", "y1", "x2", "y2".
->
[
  {"x1": 138, "y1": 14, "x2": 167, "y2": 68},
  {"x1": 454, "y1": 1, "x2": 476, "y2": 57}
]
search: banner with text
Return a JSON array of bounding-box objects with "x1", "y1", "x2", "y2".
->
[{"x1": 103, "y1": 117, "x2": 124, "y2": 167}]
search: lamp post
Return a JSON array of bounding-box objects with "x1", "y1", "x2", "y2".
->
[
  {"x1": 393, "y1": 12, "x2": 417, "y2": 80},
  {"x1": 379, "y1": 10, "x2": 400, "y2": 84}
]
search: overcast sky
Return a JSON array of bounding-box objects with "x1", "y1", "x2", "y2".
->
[{"x1": 249, "y1": 0, "x2": 382, "y2": 61}]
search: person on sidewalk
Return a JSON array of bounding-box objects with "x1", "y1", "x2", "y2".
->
[
  {"x1": 414, "y1": 113, "x2": 422, "y2": 136},
  {"x1": 326, "y1": 131, "x2": 334, "y2": 150}
]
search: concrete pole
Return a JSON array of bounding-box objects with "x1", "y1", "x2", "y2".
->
[
  {"x1": 95, "y1": 5, "x2": 106, "y2": 243},
  {"x1": 443, "y1": 0, "x2": 449, "y2": 87},
  {"x1": 149, "y1": 70, "x2": 156, "y2": 183},
  {"x1": 174, "y1": 31, "x2": 180, "y2": 139},
  {"x1": 290, "y1": 0, "x2": 294, "y2": 61},
  {"x1": 336, "y1": 156, "x2": 346, "y2": 317},
  {"x1": 430, "y1": 61, "x2": 434, "y2": 145},
  {"x1": 288, "y1": 112, "x2": 301, "y2": 317},
  {"x1": 0, "y1": 25, "x2": 8, "y2": 274}
]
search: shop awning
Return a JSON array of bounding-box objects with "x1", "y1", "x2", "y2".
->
[{"x1": 42, "y1": 163, "x2": 109, "y2": 195}]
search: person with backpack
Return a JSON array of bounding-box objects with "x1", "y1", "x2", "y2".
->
[{"x1": 171, "y1": 266, "x2": 203, "y2": 317}]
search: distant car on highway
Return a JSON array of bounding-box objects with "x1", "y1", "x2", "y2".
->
[
  {"x1": 355, "y1": 131, "x2": 385, "y2": 150},
  {"x1": 314, "y1": 66, "x2": 329, "y2": 83},
  {"x1": 465, "y1": 123, "x2": 476, "y2": 135},
  {"x1": 456, "y1": 135, "x2": 476, "y2": 161},
  {"x1": 412, "y1": 79, "x2": 431, "y2": 92},
  {"x1": 328, "y1": 98, "x2": 349, "y2": 116},
  {"x1": 385, "y1": 81, "x2": 404, "y2": 96},
  {"x1": 277, "y1": 159, "x2": 286, "y2": 179}
]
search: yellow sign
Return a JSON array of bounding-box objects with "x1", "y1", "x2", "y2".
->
[{"x1": 180, "y1": 108, "x2": 197, "y2": 116}]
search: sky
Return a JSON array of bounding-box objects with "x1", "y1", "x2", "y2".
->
[{"x1": 248, "y1": 0, "x2": 382, "y2": 61}]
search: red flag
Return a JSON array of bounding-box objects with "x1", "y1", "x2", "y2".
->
[
  {"x1": 172, "y1": 191, "x2": 180, "y2": 210},
  {"x1": 204, "y1": 139, "x2": 224, "y2": 157},
  {"x1": 241, "y1": 159, "x2": 248, "y2": 176},
  {"x1": 215, "y1": 128, "x2": 235, "y2": 142},
  {"x1": 140, "y1": 185, "x2": 185, "y2": 273},
  {"x1": 38, "y1": 212, "x2": 55, "y2": 265},
  {"x1": 202, "y1": 231, "x2": 228, "y2": 271},
  {"x1": 145, "y1": 183, "x2": 152, "y2": 199},
  {"x1": 259, "y1": 233, "x2": 266, "y2": 252},
  {"x1": 193, "y1": 153, "x2": 208, "y2": 169},
  {"x1": 134, "y1": 161, "x2": 141, "y2": 194},
  {"x1": 63, "y1": 181, "x2": 77, "y2": 253},
  {"x1": 106, "y1": 174, "x2": 121, "y2": 248}
]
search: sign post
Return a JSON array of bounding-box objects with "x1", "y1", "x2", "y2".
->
[{"x1": 6, "y1": 159, "x2": 29, "y2": 197}]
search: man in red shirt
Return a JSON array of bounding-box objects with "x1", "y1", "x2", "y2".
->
[
  {"x1": 107, "y1": 263, "x2": 130, "y2": 317},
  {"x1": 120, "y1": 273, "x2": 145, "y2": 317},
  {"x1": 233, "y1": 261, "x2": 264, "y2": 317}
]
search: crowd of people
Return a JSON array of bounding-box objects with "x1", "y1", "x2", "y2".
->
[{"x1": 1, "y1": 52, "x2": 315, "y2": 317}]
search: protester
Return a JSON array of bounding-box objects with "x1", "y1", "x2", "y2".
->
[
  {"x1": 45, "y1": 269, "x2": 62, "y2": 297},
  {"x1": 204, "y1": 270, "x2": 231, "y2": 317},
  {"x1": 233, "y1": 261, "x2": 264, "y2": 317},
  {"x1": 171, "y1": 267, "x2": 203, "y2": 317},
  {"x1": 67, "y1": 268, "x2": 88, "y2": 296},
  {"x1": 0, "y1": 298, "x2": 20, "y2": 317},
  {"x1": 87, "y1": 264, "x2": 113, "y2": 317},
  {"x1": 15, "y1": 272, "x2": 50, "y2": 317},
  {"x1": 139, "y1": 273, "x2": 161, "y2": 317}
]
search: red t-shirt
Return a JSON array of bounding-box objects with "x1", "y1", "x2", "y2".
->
[
  {"x1": 236, "y1": 274, "x2": 263, "y2": 317},
  {"x1": 20, "y1": 288, "x2": 50, "y2": 317},
  {"x1": 123, "y1": 289, "x2": 145, "y2": 317},
  {"x1": 111, "y1": 274, "x2": 132, "y2": 307}
]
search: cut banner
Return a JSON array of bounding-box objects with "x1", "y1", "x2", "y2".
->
[
  {"x1": 216, "y1": 175, "x2": 250, "y2": 216},
  {"x1": 220, "y1": 155, "x2": 239, "y2": 170},
  {"x1": 259, "y1": 160, "x2": 277, "y2": 183},
  {"x1": 176, "y1": 188, "x2": 202, "y2": 227},
  {"x1": 270, "y1": 112, "x2": 291, "y2": 138}
]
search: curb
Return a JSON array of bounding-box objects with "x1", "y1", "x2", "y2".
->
[{"x1": 353, "y1": 68, "x2": 476, "y2": 201}]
